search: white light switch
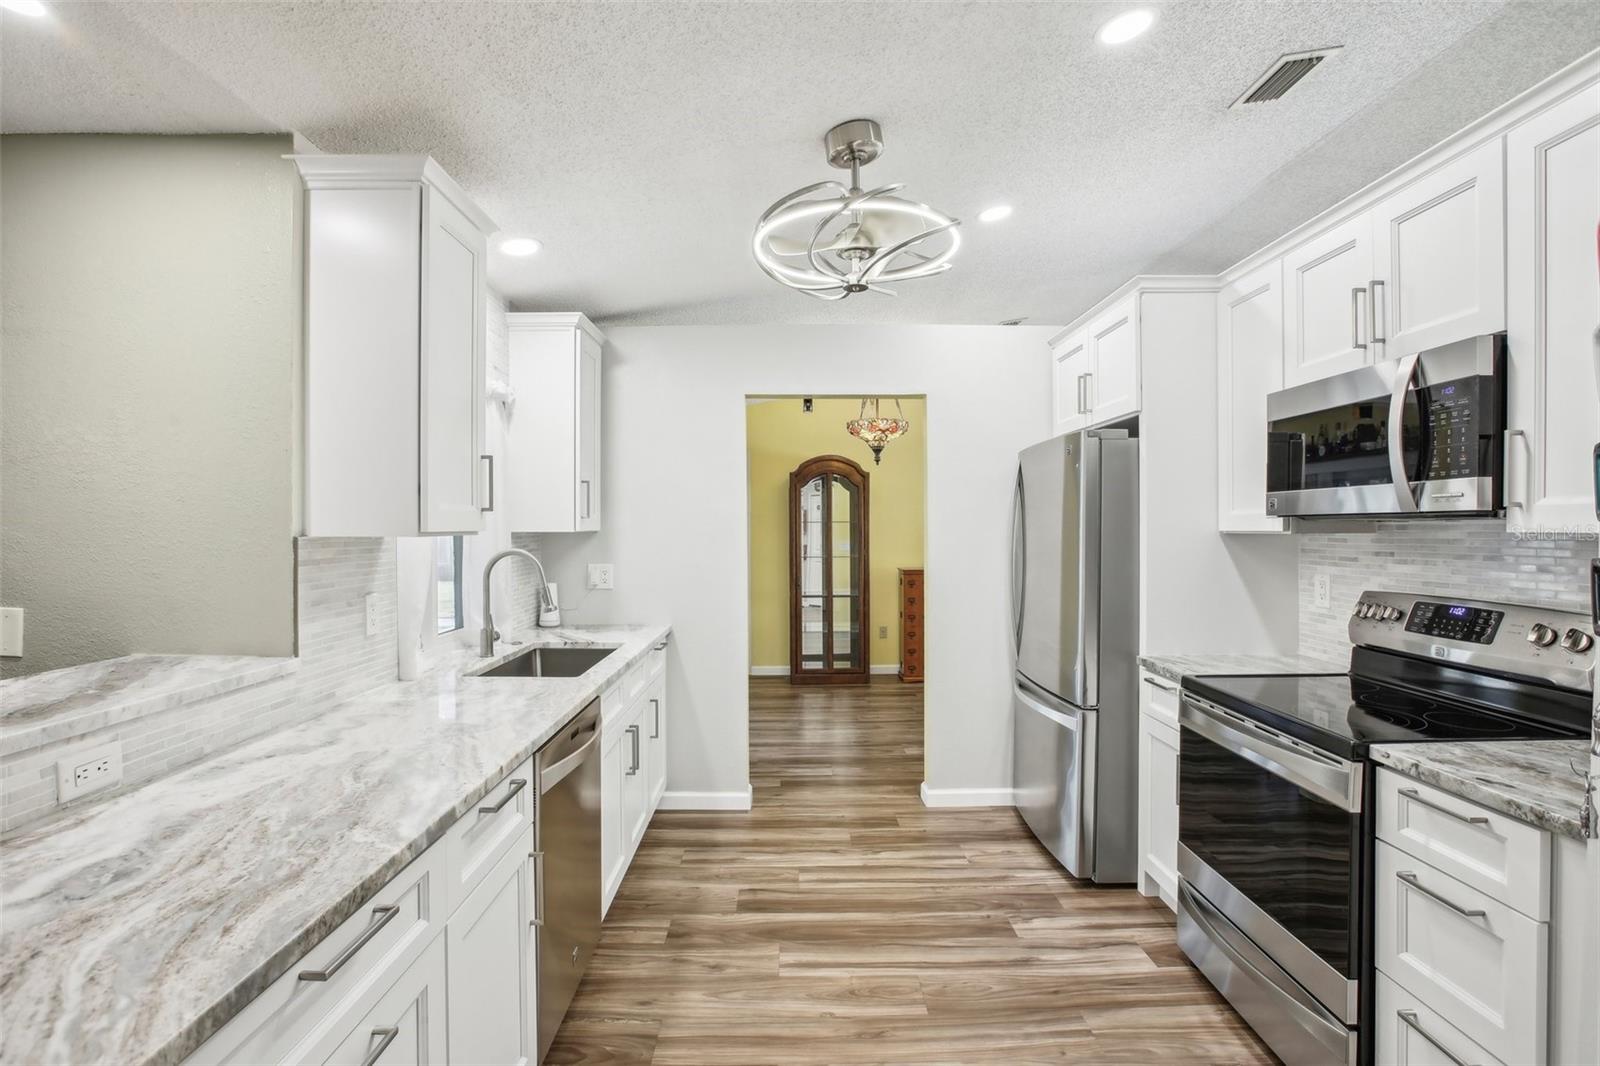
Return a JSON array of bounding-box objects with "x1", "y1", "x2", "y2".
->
[
  {"x1": 364, "y1": 593, "x2": 379, "y2": 636},
  {"x1": 587, "y1": 563, "x2": 614, "y2": 590},
  {"x1": 1313, "y1": 574, "x2": 1331, "y2": 608},
  {"x1": 0, "y1": 607, "x2": 22, "y2": 657}
]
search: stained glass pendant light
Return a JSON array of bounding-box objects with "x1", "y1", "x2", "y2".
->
[
  {"x1": 846, "y1": 398, "x2": 910, "y2": 465},
  {"x1": 753, "y1": 119, "x2": 961, "y2": 300}
]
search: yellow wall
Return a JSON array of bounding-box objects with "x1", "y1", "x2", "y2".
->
[{"x1": 746, "y1": 397, "x2": 925, "y2": 670}]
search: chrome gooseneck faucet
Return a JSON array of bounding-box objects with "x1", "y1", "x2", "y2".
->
[{"x1": 480, "y1": 548, "x2": 552, "y2": 657}]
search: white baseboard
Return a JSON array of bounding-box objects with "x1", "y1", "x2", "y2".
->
[
  {"x1": 750, "y1": 664, "x2": 903, "y2": 677},
  {"x1": 919, "y1": 781, "x2": 1016, "y2": 808},
  {"x1": 658, "y1": 785, "x2": 754, "y2": 811}
]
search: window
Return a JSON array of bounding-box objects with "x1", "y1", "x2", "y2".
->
[{"x1": 436, "y1": 535, "x2": 464, "y2": 634}]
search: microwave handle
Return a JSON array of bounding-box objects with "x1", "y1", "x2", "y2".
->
[{"x1": 1387, "y1": 352, "x2": 1423, "y2": 513}]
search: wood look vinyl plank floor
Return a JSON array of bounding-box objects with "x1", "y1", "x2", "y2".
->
[{"x1": 547, "y1": 677, "x2": 1276, "y2": 1065}]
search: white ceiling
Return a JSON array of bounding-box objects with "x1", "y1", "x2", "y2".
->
[{"x1": 6, "y1": 1, "x2": 1599, "y2": 327}]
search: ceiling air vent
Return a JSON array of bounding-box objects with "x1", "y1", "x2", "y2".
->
[{"x1": 1232, "y1": 47, "x2": 1342, "y2": 108}]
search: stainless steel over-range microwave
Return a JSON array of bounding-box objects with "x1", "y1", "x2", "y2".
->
[{"x1": 1265, "y1": 334, "x2": 1506, "y2": 519}]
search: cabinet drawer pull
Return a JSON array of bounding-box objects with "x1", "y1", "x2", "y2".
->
[
  {"x1": 1397, "y1": 786, "x2": 1490, "y2": 826},
  {"x1": 478, "y1": 777, "x2": 527, "y2": 815},
  {"x1": 627, "y1": 724, "x2": 640, "y2": 775},
  {"x1": 298, "y1": 904, "x2": 400, "y2": 981},
  {"x1": 1396, "y1": 870, "x2": 1487, "y2": 918},
  {"x1": 1141, "y1": 676, "x2": 1178, "y2": 693},
  {"x1": 650, "y1": 697, "x2": 661, "y2": 740},
  {"x1": 360, "y1": 1026, "x2": 400, "y2": 1066},
  {"x1": 1397, "y1": 1010, "x2": 1476, "y2": 1066}
]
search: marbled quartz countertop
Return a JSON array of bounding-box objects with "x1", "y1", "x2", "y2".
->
[
  {"x1": 0, "y1": 653, "x2": 298, "y2": 757},
  {"x1": 0, "y1": 623, "x2": 669, "y2": 1066},
  {"x1": 1138, "y1": 652, "x2": 1347, "y2": 685},
  {"x1": 1372, "y1": 740, "x2": 1591, "y2": 840}
]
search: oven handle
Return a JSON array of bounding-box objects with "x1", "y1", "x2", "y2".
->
[
  {"x1": 1387, "y1": 352, "x2": 1424, "y2": 513},
  {"x1": 1180, "y1": 695, "x2": 1362, "y2": 813}
]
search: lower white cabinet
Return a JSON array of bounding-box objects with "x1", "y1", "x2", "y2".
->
[
  {"x1": 321, "y1": 934, "x2": 449, "y2": 1066},
  {"x1": 445, "y1": 826, "x2": 535, "y2": 1066},
  {"x1": 1136, "y1": 671, "x2": 1180, "y2": 910},
  {"x1": 600, "y1": 646, "x2": 670, "y2": 916},
  {"x1": 1375, "y1": 971, "x2": 1505, "y2": 1066}
]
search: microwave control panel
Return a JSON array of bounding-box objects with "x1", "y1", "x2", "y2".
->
[{"x1": 1421, "y1": 377, "x2": 1487, "y2": 481}]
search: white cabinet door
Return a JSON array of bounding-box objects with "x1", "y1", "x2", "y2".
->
[
  {"x1": 1506, "y1": 83, "x2": 1600, "y2": 536},
  {"x1": 644, "y1": 674, "x2": 667, "y2": 809},
  {"x1": 1050, "y1": 329, "x2": 1091, "y2": 437},
  {"x1": 1086, "y1": 297, "x2": 1139, "y2": 425},
  {"x1": 419, "y1": 186, "x2": 487, "y2": 535},
  {"x1": 600, "y1": 724, "x2": 626, "y2": 916},
  {"x1": 1136, "y1": 673, "x2": 1180, "y2": 910},
  {"x1": 1372, "y1": 140, "x2": 1506, "y2": 357},
  {"x1": 320, "y1": 934, "x2": 448, "y2": 1066},
  {"x1": 1283, "y1": 213, "x2": 1376, "y2": 386},
  {"x1": 621, "y1": 704, "x2": 650, "y2": 851},
  {"x1": 1217, "y1": 260, "x2": 1288, "y2": 532},
  {"x1": 576, "y1": 333, "x2": 602, "y2": 532},
  {"x1": 445, "y1": 825, "x2": 533, "y2": 1066},
  {"x1": 1374, "y1": 972, "x2": 1507, "y2": 1066}
]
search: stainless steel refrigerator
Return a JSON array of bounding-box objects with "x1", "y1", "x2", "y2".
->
[{"x1": 1010, "y1": 429, "x2": 1139, "y2": 882}]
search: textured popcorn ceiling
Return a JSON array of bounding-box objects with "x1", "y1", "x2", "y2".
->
[{"x1": 5, "y1": 1, "x2": 1599, "y2": 326}]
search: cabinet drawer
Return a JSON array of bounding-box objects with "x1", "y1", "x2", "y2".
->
[
  {"x1": 1138, "y1": 672, "x2": 1180, "y2": 729},
  {"x1": 186, "y1": 846, "x2": 445, "y2": 1065},
  {"x1": 1375, "y1": 768, "x2": 1549, "y2": 919},
  {"x1": 1375, "y1": 972, "x2": 1505, "y2": 1066},
  {"x1": 1374, "y1": 841, "x2": 1547, "y2": 1065},
  {"x1": 441, "y1": 757, "x2": 534, "y2": 915},
  {"x1": 319, "y1": 933, "x2": 447, "y2": 1065}
]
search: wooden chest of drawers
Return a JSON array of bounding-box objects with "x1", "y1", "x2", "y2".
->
[{"x1": 898, "y1": 568, "x2": 923, "y2": 683}]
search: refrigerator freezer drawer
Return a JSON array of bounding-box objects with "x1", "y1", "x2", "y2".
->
[{"x1": 1013, "y1": 679, "x2": 1096, "y2": 876}]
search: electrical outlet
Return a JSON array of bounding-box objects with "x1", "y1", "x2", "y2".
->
[
  {"x1": 878, "y1": 625, "x2": 888, "y2": 639},
  {"x1": 0, "y1": 607, "x2": 22, "y2": 657},
  {"x1": 587, "y1": 563, "x2": 614, "y2": 590},
  {"x1": 56, "y1": 741, "x2": 123, "y2": 804},
  {"x1": 364, "y1": 593, "x2": 379, "y2": 636},
  {"x1": 1314, "y1": 573, "x2": 1332, "y2": 609}
]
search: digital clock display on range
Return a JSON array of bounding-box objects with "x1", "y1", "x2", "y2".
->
[{"x1": 1405, "y1": 601, "x2": 1504, "y2": 644}]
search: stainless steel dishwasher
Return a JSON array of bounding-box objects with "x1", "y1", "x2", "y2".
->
[{"x1": 534, "y1": 698, "x2": 602, "y2": 1061}]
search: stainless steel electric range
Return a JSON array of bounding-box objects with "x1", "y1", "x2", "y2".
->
[{"x1": 1175, "y1": 590, "x2": 1595, "y2": 1066}]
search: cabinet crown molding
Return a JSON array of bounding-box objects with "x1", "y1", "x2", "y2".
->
[
  {"x1": 288, "y1": 153, "x2": 497, "y2": 236},
  {"x1": 505, "y1": 311, "x2": 606, "y2": 344},
  {"x1": 1049, "y1": 275, "x2": 1221, "y2": 347}
]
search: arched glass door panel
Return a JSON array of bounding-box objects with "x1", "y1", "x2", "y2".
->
[{"x1": 790, "y1": 456, "x2": 869, "y2": 683}]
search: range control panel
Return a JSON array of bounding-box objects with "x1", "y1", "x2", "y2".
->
[{"x1": 1349, "y1": 590, "x2": 1595, "y2": 692}]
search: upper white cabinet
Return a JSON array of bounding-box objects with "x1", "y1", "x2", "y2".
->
[
  {"x1": 1049, "y1": 328, "x2": 1091, "y2": 437},
  {"x1": 1216, "y1": 259, "x2": 1287, "y2": 533},
  {"x1": 507, "y1": 313, "x2": 605, "y2": 533},
  {"x1": 1370, "y1": 139, "x2": 1505, "y2": 357},
  {"x1": 1505, "y1": 82, "x2": 1600, "y2": 536},
  {"x1": 1282, "y1": 213, "x2": 1375, "y2": 386},
  {"x1": 295, "y1": 155, "x2": 495, "y2": 537},
  {"x1": 1048, "y1": 295, "x2": 1140, "y2": 435}
]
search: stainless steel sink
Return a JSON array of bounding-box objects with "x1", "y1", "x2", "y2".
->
[{"x1": 472, "y1": 646, "x2": 615, "y2": 679}]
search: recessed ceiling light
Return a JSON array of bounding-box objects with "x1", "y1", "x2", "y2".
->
[
  {"x1": 1098, "y1": 9, "x2": 1155, "y2": 46},
  {"x1": 1, "y1": 0, "x2": 49, "y2": 16},
  {"x1": 978, "y1": 205, "x2": 1013, "y2": 223},
  {"x1": 499, "y1": 236, "x2": 542, "y2": 257}
]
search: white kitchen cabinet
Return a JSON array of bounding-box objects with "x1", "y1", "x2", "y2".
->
[
  {"x1": 295, "y1": 155, "x2": 495, "y2": 537},
  {"x1": 600, "y1": 718, "x2": 627, "y2": 915},
  {"x1": 444, "y1": 826, "x2": 534, "y2": 1066},
  {"x1": 1216, "y1": 259, "x2": 1288, "y2": 533},
  {"x1": 1371, "y1": 139, "x2": 1505, "y2": 357},
  {"x1": 1049, "y1": 328, "x2": 1091, "y2": 437},
  {"x1": 599, "y1": 652, "x2": 670, "y2": 917},
  {"x1": 621, "y1": 701, "x2": 649, "y2": 849},
  {"x1": 1282, "y1": 213, "x2": 1376, "y2": 386},
  {"x1": 1085, "y1": 297, "x2": 1140, "y2": 426},
  {"x1": 1505, "y1": 82, "x2": 1600, "y2": 536},
  {"x1": 320, "y1": 934, "x2": 448, "y2": 1066},
  {"x1": 507, "y1": 313, "x2": 605, "y2": 533},
  {"x1": 1136, "y1": 671, "x2": 1180, "y2": 910}
]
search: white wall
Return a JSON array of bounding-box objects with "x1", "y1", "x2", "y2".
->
[
  {"x1": 537, "y1": 325, "x2": 1054, "y2": 803},
  {"x1": 0, "y1": 135, "x2": 299, "y2": 677}
]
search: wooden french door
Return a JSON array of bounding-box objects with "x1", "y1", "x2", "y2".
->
[{"x1": 789, "y1": 455, "x2": 869, "y2": 684}]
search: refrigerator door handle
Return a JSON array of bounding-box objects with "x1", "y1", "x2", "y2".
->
[{"x1": 1011, "y1": 467, "x2": 1026, "y2": 656}]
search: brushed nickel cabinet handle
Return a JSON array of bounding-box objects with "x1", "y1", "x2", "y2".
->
[
  {"x1": 298, "y1": 904, "x2": 400, "y2": 981},
  {"x1": 627, "y1": 724, "x2": 640, "y2": 775},
  {"x1": 478, "y1": 777, "x2": 527, "y2": 815},
  {"x1": 1506, "y1": 429, "x2": 1528, "y2": 510},
  {"x1": 1141, "y1": 676, "x2": 1178, "y2": 693},
  {"x1": 359, "y1": 1026, "x2": 400, "y2": 1066},
  {"x1": 529, "y1": 850, "x2": 545, "y2": 928},
  {"x1": 1398, "y1": 786, "x2": 1490, "y2": 826},
  {"x1": 480, "y1": 454, "x2": 495, "y2": 512},
  {"x1": 580, "y1": 479, "x2": 592, "y2": 520},
  {"x1": 1397, "y1": 1011, "x2": 1475, "y2": 1066},
  {"x1": 1351, "y1": 286, "x2": 1368, "y2": 350},
  {"x1": 1370, "y1": 279, "x2": 1386, "y2": 344},
  {"x1": 650, "y1": 697, "x2": 661, "y2": 739},
  {"x1": 1397, "y1": 871, "x2": 1487, "y2": 918}
]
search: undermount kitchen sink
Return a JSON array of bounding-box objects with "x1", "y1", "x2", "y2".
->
[{"x1": 472, "y1": 646, "x2": 615, "y2": 678}]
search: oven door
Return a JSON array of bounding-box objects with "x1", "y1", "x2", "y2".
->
[
  {"x1": 1264, "y1": 335, "x2": 1502, "y2": 517},
  {"x1": 1177, "y1": 694, "x2": 1364, "y2": 1045}
]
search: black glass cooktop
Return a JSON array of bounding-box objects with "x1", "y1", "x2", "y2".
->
[{"x1": 1184, "y1": 651, "x2": 1590, "y2": 759}]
